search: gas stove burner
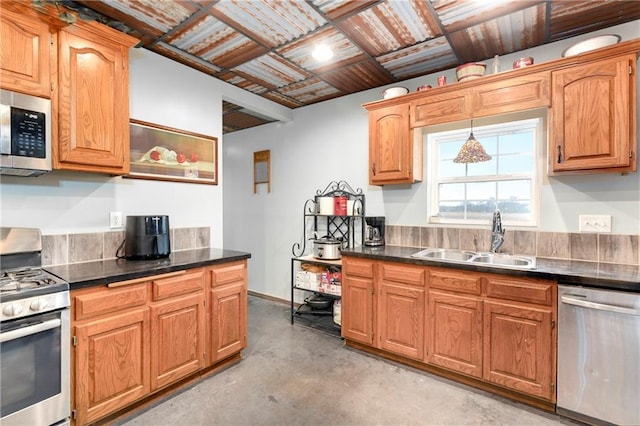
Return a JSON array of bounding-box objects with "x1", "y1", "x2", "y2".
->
[{"x1": 0, "y1": 267, "x2": 69, "y2": 303}]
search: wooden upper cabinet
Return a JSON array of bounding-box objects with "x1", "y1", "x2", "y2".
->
[
  {"x1": 472, "y1": 71, "x2": 550, "y2": 118},
  {"x1": 0, "y1": 8, "x2": 53, "y2": 98},
  {"x1": 550, "y1": 54, "x2": 637, "y2": 174},
  {"x1": 365, "y1": 103, "x2": 422, "y2": 185},
  {"x1": 55, "y1": 22, "x2": 137, "y2": 174},
  {"x1": 411, "y1": 90, "x2": 471, "y2": 127}
]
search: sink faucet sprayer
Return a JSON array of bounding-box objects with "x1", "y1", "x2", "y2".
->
[{"x1": 491, "y1": 209, "x2": 505, "y2": 253}]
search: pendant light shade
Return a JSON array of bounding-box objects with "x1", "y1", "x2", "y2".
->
[{"x1": 453, "y1": 121, "x2": 492, "y2": 163}]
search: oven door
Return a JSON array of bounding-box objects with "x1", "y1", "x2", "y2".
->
[{"x1": 1, "y1": 308, "x2": 70, "y2": 426}]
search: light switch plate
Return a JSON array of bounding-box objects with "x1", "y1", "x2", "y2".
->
[{"x1": 579, "y1": 215, "x2": 611, "y2": 233}]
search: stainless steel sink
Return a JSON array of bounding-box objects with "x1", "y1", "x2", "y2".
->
[
  {"x1": 411, "y1": 248, "x2": 536, "y2": 270},
  {"x1": 411, "y1": 248, "x2": 476, "y2": 261},
  {"x1": 470, "y1": 253, "x2": 536, "y2": 269}
]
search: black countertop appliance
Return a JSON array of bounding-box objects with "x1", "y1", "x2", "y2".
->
[{"x1": 124, "y1": 215, "x2": 171, "y2": 260}]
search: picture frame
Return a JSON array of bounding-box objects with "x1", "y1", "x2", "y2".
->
[{"x1": 127, "y1": 119, "x2": 218, "y2": 185}]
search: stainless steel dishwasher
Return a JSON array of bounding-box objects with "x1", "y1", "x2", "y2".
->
[{"x1": 557, "y1": 285, "x2": 640, "y2": 426}]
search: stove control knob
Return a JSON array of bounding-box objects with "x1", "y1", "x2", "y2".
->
[
  {"x1": 3, "y1": 303, "x2": 23, "y2": 317},
  {"x1": 30, "y1": 298, "x2": 50, "y2": 312}
]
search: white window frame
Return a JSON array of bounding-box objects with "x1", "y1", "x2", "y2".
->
[{"x1": 426, "y1": 116, "x2": 543, "y2": 227}]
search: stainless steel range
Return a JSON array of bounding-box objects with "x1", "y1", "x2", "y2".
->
[{"x1": 0, "y1": 227, "x2": 70, "y2": 426}]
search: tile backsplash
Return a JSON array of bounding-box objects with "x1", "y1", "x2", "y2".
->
[
  {"x1": 386, "y1": 225, "x2": 640, "y2": 266},
  {"x1": 42, "y1": 227, "x2": 211, "y2": 266}
]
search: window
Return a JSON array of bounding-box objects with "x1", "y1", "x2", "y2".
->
[{"x1": 427, "y1": 118, "x2": 541, "y2": 226}]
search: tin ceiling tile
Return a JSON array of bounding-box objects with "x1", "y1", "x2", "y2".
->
[
  {"x1": 91, "y1": 0, "x2": 199, "y2": 34},
  {"x1": 433, "y1": 0, "x2": 543, "y2": 32},
  {"x1": 152, "y1": 42, "x2": 220, "y2": 75},
  {"x1": 549, "y1": 0, "x2": 640, "y2": 40},
  {"x1": 448, "y1": 4, "x2": 546, "y2": 62},
  {"x1": 223, "y1": 110, "x2": 276, "y2": 134},
  {"x1": 263, "y1": 92, "x2": 304, "y2": 108},
  {"x1": 278, "y1": 78, "x2": 341, "y2": 104},
  {"x1": 310, "y1": 0, "x2": 379, "y2": 20},
  {"x1": 216, "y1": 71, "x2": 269, "y2": 94},
  {"x1": 165, "y1": 14, "x2": 267, "y2": 69},
  {"x1": 233, "y1": 53, "x2": 311, "y2": 89},
  {"x1": 210, "y1": 0, "x2": 326, "y2": 48},
  {"x1": 376, "y1": 37, "x2": 458, "y2": 79},
  {"x1": 276, "y1": 27, "x2": 366, "y2": 72},
  {"x1": 319, "y1": 60, "x2": 395, "y2": 93},
  {"x1": 338, "y1": 0, "x2": 441, "y2": 56}
]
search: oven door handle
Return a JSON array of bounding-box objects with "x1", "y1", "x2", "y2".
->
[{"x1": 0, "y1": 318, "x2": 61, "y2": 343}]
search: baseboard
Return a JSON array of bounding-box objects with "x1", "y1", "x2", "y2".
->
[{"x1": 248, "y1": 289, "x2": 290, "y2": 305}]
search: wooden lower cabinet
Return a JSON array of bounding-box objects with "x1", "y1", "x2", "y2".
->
[
  {"x1": 483, "y1": 300, "x2": 554, "y2": 400},
  {"x1": 377, "y1": 262, "x2": 425, "y2": 360},
  {"x1": 341, "y1": 256, "x2": 557, "y2": 406},
  {"x1": 150, "y1": 292, "x2": 205, "y2": 390},
  {"x1": 74, "y1": 308, "x2": 151, "y2": 425},
  {"x1": 72, "y1": 263, "x2": 247, "y2": 425},
  {"x1": 207, "y1": 261, "x2": 248, "y2": 364},
  {"x1": 341, "y1": 258, "x2": 375, "y2": 345},
  {"x1": 427, "y1": 290, "x2": 482, "y2": 378}
]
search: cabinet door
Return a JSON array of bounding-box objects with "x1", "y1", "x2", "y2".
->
[
  {"x1": 0, "y1": 9, "x2": 52, "y2": 98},
  {"x1": 483, "y1": 300, "x2": 554, "y2": 400},
  {"x1": 427, "y1": 290, "x2": 482, "y2": 378},
  {"x1": 56, "y1": 25, "x2": 132, "y2": 174},
  {"x1": 378, "y1": 281, "x2": 424, "y2": 360},
  {"x1": 368, "y1": 104, "x2": 413, "y2": 185},
  {"x1": 74, "y1": 308, "x2": 150, "y2": 425},
  {"x1": 411, "y1": 90, "x2": 472, "y2": 127},
  {"x1": 209, "y1": 281, "x2": 247, "y2": 363},
  {"x1": 150, "y1": 293, "x2": 205, "y2": 390},
  {"x1": 341, "y1": 274, "x2": 374, "y2": 345},
  {"x1": 472, "y1": 71, "x2": 550, "y2": 118},
  {"x1": 550, "y1": 55, "x2": 635, "y2": 173}
]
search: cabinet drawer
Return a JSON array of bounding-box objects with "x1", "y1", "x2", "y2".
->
[
  {"x1": 342, "y1": 257, "x2": 374, "y2": 279},
  {"x1": 152, "y1": 269, "x2": 204, "y2": 301},
  {"x1": 472, "y1": 71, "x2": 550, "y2": 117},
  {"x1": 411, "y1": 91, "x2": 472, "y2": 127},
  {"x1": 73, "y1": 283, "x2": 147, "y2": 321},
  {"x1": 485, "y1": 276, "x2": 554, "y2": 305},
  {"x1": 379, "y1": 262, "x2": 425, "y2": 287},
  {"x1": 209, "y1": 261, "x2": 247, "y2": 288},
  {"x1": 429, "y1": 268, "x2": 482, "y2": 295}
]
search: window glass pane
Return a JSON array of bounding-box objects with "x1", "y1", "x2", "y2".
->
[
  {"x1": 498, "y1": 132, "x2": 533, "y2": 154},
  {"x1": 467, "y1": 158, "x2": 497, "y2": 176},
  {"x1": 438, "y1": 201, "x2": 464, "y2": 218},
  {"x1": 429, "y1": 118, "x2": 538, "y2": 225},
  {"x1": 439, "y1": 183, "x2": 464, "y2": 201},
  {"x1": 466, "y1": 182, "x2": 496, "y2": 201},
  {"x1": 498, "y1": 153, "x2": 533, "y2": 174},
  {"x1": 497, "y1": 180, "x2": 530, "y2": 199}
]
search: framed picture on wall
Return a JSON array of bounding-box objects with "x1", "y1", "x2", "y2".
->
[{"x1": 127, "y1": 119, "x2": 218, "y2": 185}]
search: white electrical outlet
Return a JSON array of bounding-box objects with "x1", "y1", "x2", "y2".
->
[
  {"x1": 579, "y1": 215, "x2": 612, "y2": 233},
  {"x1": 110, "y1": 212, "x2": 123, "y2": 229}
]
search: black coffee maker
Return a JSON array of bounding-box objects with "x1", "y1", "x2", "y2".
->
[{"x1": 364, "y1": 216, "x2": 385, "y2": 247}]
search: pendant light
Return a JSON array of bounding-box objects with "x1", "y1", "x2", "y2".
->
[{"x1": 453, "y1": 120, "x2": 492, "y2": 163}]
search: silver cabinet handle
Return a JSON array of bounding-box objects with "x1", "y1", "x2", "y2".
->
[
  {"x1": 0, "y1": 318, "x2": 61, "y2": 343},
  {"x1": 561, "y1": 295, "x2": 640, "y2": 316}
]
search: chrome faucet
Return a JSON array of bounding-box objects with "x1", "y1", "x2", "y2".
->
[{"x1": 490, "y1": 209, "x2": 505, "y2": 253}]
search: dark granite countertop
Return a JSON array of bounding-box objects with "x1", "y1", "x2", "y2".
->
[
  {"x1": 45, "y1": 248, "x2": 251, "y2": 291},
  {"x1": 341, "y1": 246, "x2": 640, "y2": 293}
]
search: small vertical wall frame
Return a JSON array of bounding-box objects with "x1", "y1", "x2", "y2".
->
[{"x1": 253, "y1": 150, "x2": 270, "y2": 193}]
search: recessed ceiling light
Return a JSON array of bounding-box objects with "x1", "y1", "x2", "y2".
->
[{"x1": 312, "y1": 44, "x2": 333, "y2": 61}]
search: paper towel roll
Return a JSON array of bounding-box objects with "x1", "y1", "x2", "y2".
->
[{"x1": 318, "y1": 197, "x2": 334, "y2": 215}]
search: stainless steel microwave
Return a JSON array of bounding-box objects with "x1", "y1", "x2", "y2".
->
[{"x1": 0, "y1": 90, "x2": 52, "y2": 177}]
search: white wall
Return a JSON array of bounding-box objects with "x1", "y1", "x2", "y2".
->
[
  {"x1": 0, "y1": 49, "x2": 288, "y2": 248},
  {"x1": 224, "y1": 21, "x2": 640, "y2": 300}
]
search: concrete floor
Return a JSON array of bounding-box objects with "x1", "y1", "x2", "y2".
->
[{"x1": 119, "y1": 296, "x2": 578, "y2": 426}]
